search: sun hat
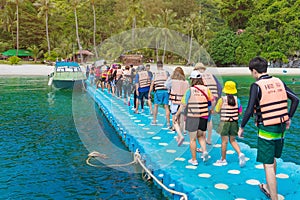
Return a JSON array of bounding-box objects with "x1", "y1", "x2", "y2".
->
[
  {"x1": 194, "y1": 62, "x2": 206, "y2": 70},
  {"x1": 223, "y1": 81, "x2": 237, "y2": 94},
  {"x1": 189, "y1": 70, "x2": 202, "y2": 79}
]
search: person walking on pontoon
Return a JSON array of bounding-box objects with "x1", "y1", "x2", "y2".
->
[
  {"x1": 214, "y1": 81, "x2": 246, "y2": 167},
  {"x1": 238, "y1": 57, "x2": 299, "y2": 200},
  {"x1": 149, "y1": 61, "x2": 170, "y2": 127},
  {"x1": 175, "y1": 70, "x2": 212, "y2": 165}
]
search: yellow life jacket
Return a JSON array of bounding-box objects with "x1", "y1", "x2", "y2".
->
[
  {"x1": 187, "y1": 85, "x2": 209, "y2": 117},
  {"x1": 202, "y1": 73, "x2": 218, "y2": 98},
  {"x1": 100, "y1": 66, "x2": 108, "y2": 78},
  {"x1": 138, "y1": 71, "x2": 151, "y2": 88},
  {"x1": 256, "y1": 77, "x2": 289, "y2": 126},
  {"x1": 169, "y1": 80, "x2": 189, "y2": 105},
  {"x1": 154, "y1": 70, "x2": 167, "y2": 90},
  {"x1": 220, "y1": 96, "x2": 239, "y2": 121}
]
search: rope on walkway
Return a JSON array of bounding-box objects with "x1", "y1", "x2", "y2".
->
[{"x1": 86, "y1": 149, "x2": 188, "y2": 200}]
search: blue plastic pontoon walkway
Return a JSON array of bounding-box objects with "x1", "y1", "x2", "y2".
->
[{"x1": 86, "y1": 83, "x2": 300, "y2": 200}]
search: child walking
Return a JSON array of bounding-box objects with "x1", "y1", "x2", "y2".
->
[{"x1": 214, "y1": 81, "x2": 246, "y2": 167}]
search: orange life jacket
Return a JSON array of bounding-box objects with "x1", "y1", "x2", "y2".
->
[
  {"x1": 153, "y1": 70, "x2": 167, "y2": 90},
  {"x1": 187, "y1": 85, "x2": 209, "y2": 117},
  {"x1": 202, "y1": 73, "x2": 218, "y2": 98},
  {"x1": 138, "y1": 71, "x2": 151, "y2": 88},
  {"x1": 256, "y1": 77, "x2": 289, "y2": 126},
  {"x1": 169, "y1": 80, "x2": 189, "y2": 105},
  {"x1": 220, "y1": 96, "x2": 239, "y2": 121}
]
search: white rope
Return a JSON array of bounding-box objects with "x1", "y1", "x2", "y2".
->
[
  {"x1": 86, "y1": 149, "x2": 188, "y2": 200},
  {"x1": 86, "y1": 151, "x2": 137, "y2": 168},
  {"x1": 133, "y1": 149, "x2": 188, "y2": 200}
]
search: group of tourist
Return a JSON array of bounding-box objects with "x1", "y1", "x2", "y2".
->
[{"x1": 88, "y1": 57, "x2": 299, "y2": 200}]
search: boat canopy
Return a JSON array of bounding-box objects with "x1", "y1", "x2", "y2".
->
[{"x1": 55, "y1": 61, "x2": 80, "y2": 68}]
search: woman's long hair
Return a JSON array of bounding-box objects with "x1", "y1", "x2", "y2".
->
[{"x1": 171, "y1": 67, "x2": 185, "y2": 80}]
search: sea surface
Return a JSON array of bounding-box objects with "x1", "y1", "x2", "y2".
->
[
  {"x1": 0, "y1": 74, "x2": 299, "y2": 199},
  {"x1": 0, "y1": 77, "x2": 165, "y2": 200}
]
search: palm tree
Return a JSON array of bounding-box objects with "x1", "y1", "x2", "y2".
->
[
  {"x1": 90, "y1": 0, "x2": 98, "y2": 59},
  {"x1": 71, "y1": 0, "x2": 83, "y2": 63},
  {"x1": 124, "y1": 0, "x2": 144, "y2": 48},
  {"x1": 155, "y1": 9, "x2": 178, "y2": 63},
  {"x1": 33, "y1": 0, "x2": 54, "y2": 56},
  {"x1": 8, "y1": 0, "x2": 23, "y2": 56},
  {"x1": 185, "y1": 13, "x2": 197, "y2": 65},
  {"x1": 27, "y1": 45, "x2": 43, "y2": 63}
]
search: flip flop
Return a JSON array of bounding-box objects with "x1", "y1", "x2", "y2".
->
[
  {"x1": 196, "y1": 148, "x2": 203, "y2": 153},
  {"x1": 177, "y1": 137, "x2": 184, "y2": 147},
  {"x1": 206, "y1": 140, "x2": 212, "y2": 145},
  {"x1": 259, "y1": 184, "x2": 271, "y2": 198}
]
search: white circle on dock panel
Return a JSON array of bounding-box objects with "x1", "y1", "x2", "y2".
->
[
  {"x1": 152, "y1": 136, "x2": 161, "y2": 140},
  {"x1": 175, "y1": 157, "x2": 185, "y2": 161},
  {"x1": 134, "y1": 120, "x2": 141, "y2": 122},
  {"x1": 215, "y1": 183, "x2": 229, "y2": 190},
  {"x1": 246, "y1": 179, "x2": 260, "y2": 185},
  {"x1": 166, "y1": 149, "x2": 176, "y2": 153},
  {"x1": 147, "y1": 131, "x2": 155, "y2": 134},
  {"x1": 185, "y1": 165, "x2": 197, "y2": 169},
  {"x1": 138, "y1": 124, "x2": 145, "y2": 126},
  {"x1": 226, "y1": 150, "x2": 235, "y2": 154},
  {"x1": 214, "y1": 144, "x2": 221, "y2": 148},
  {"x1": 228, "y1": 170, "x2": 240, "y2": 175},
  {"x1": 276, "y1": 173, "x2": 289, "y2": 179},
  {"x1": 143, "y1": 127, "x2": 150, "y2": 130},
  {"x1": 198, "y1": 173, "x2": 211, "y2": 178},
  {"x1": 255, "y1": 164, "x2": 264, "y2": 169},
  {"x1": 158, "y1": 143, "x2": 168, "y2": 146}
]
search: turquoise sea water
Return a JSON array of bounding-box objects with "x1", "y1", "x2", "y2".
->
[
  {"x1": 0, "y1": 77, "x2": 165, "y2": 199},
  {"x1": 1, "y1": 75, "x2": 299, "y2": 199}
]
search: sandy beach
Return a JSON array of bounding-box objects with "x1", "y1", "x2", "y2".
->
[{"x1": 1, "y1": 63, "x2": 300, "y2": 76}]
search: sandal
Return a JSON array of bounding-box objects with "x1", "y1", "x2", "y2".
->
[
  {"x1": 177, "y1": 137, "x2": 184, "y2": 147},
  {"x1": 196, "y1": 148, "x2": 203, "y2": 153},
  {"x1": 259, "y1": 184, "x2": 271, "y2": 198}
]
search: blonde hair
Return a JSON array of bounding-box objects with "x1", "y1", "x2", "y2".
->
[{"x1": 171, "y1": 67, "x2": 185, "y2": 80}]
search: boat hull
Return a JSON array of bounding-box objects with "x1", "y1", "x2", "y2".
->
[{"x1": 52, "y1": 79, "x2": 86, "y2": 89}]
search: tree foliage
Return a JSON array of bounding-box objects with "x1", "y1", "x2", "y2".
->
[{"x1": 0, "y1": 0, "x2": 299, "y2": 65}]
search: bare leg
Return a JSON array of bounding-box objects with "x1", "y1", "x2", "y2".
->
[
  {"x1": 221, "y1": 136, "x2": 229, "y2": 160},
  {"x1": 174, "y1": 116, "x2": 183, "y2": 139},
  {"x1": 264, "y1": 160, "x2": 278, "y2": 200},
  {"x1": 189, "y1": 131, "x2": 197, "y2": 161},
  {"x1": 197, "y1": 130, "x2": 207, "y2": 153},
  {"x1": 147, "y1": 99, "x2": 153, "y2": 114},
  {"x1": 229, "y1": 136, "x2": 241, "y2": 155},
  {"x1": 135, "y1": 98, "x2": 139, "y2": 113},
  {"x1": 164, "y1": 104, "x2": 170, "y2": 125},
  {"x1": 152, "y1": 104, "x2": 158, "y2": 123}
]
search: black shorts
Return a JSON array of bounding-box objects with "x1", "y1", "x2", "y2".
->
[{"x1": 186, "y1": 117, "x2": 208, "y2": 132}]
